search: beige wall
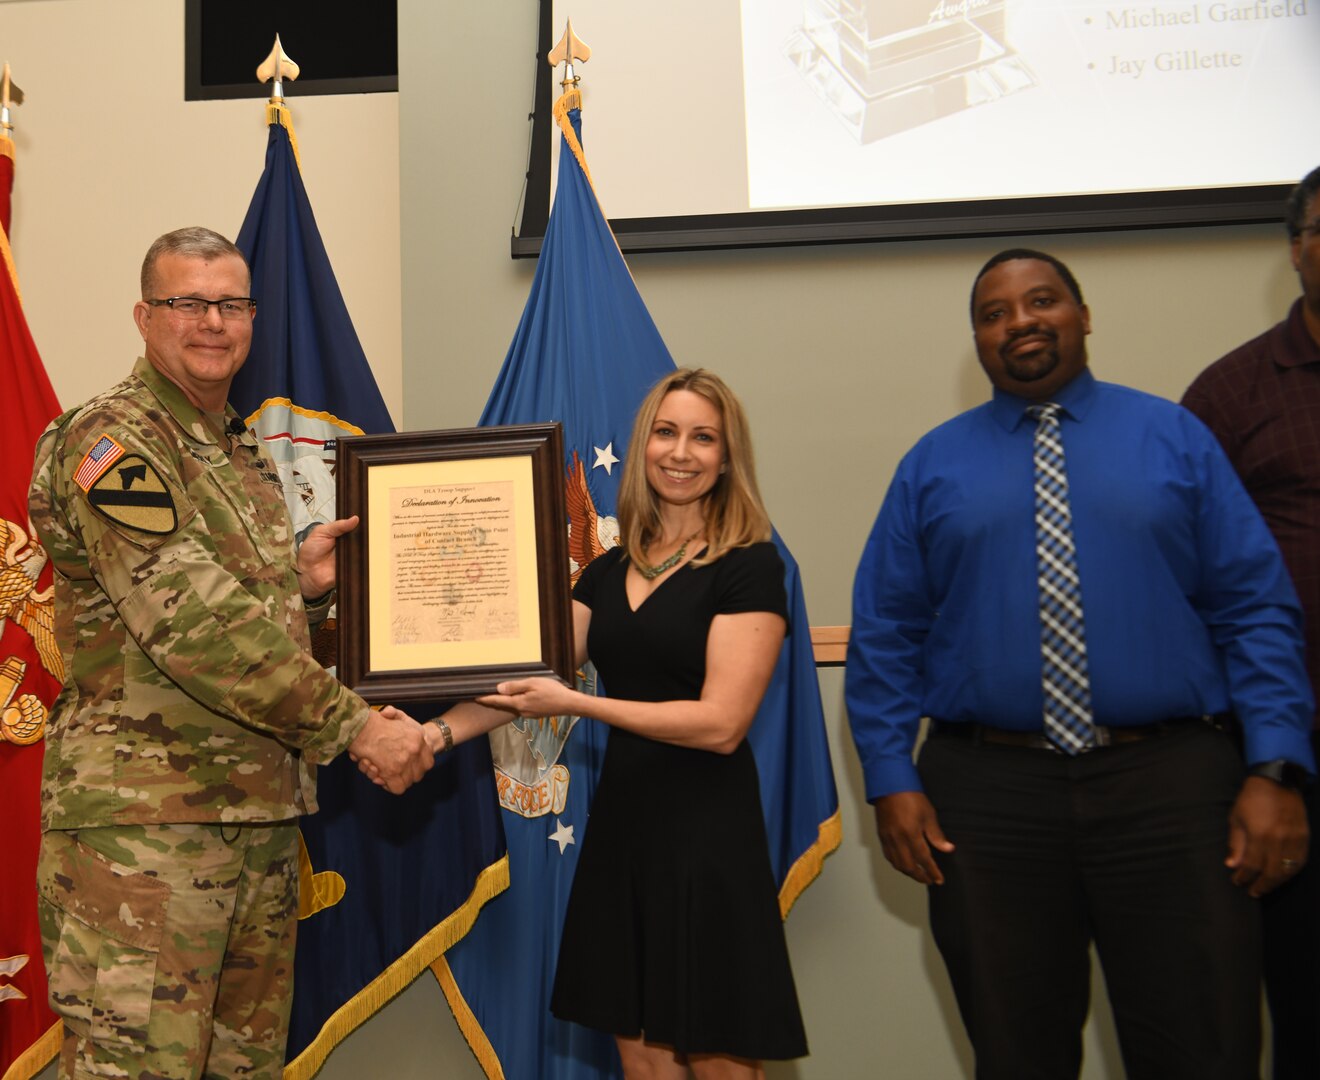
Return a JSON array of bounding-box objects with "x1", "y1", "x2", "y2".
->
[
  {"x1": 0, "y1": 0, "x2": 402, "y2": 424},
  {"x1": 11, "y1": 0, "x2": 1298, "y2": 1076}
]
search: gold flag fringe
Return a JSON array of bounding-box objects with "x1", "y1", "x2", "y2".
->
[
  {"x1": 0, "y1": 134, "x2": 13, "y2": 161},
  {"x1": 431, "y1": 954, "x2": 507, "y2": 1080},
  {"x1": 778, "y1": 808, "x2": 843, "y2": 919},
  {"x1": 265, "y1": 102, "x2": 304, "y2": 174},
  {"x1": 0, "y1": 1019, "x2": 61, "y2": 1080},
  {"x1": 243, "y1": 396, "x2": 367, "y2": 437},
  {"x1": 281, "y1": 853, "x2": 510, "y2": 1080}
]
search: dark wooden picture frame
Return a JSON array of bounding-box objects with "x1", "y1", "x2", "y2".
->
[{"x1": 336, "y1": 423, "x2": 573, "y2": 704}]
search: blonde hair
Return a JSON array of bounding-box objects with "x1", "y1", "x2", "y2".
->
[{"x1": 618, "y1": 368, "x2": 771, "y2": 567}]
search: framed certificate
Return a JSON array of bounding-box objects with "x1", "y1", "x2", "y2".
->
[{"x1": 336, "y1": 423, "x2": 574, "y2": 703}]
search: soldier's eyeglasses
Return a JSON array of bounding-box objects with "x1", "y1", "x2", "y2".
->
[
  {"x1": 1296, "y1": 220, "x2": 1320, "y2": 239},
  {"x1": 147, "y1": 297, "x2": 256, "y2": 320}
]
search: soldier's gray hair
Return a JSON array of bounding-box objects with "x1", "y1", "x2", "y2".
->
[{"x1": 140, "y1": 227, "x2": 250, "y2": 298}]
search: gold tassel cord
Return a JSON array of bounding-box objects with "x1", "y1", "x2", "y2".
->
[
  {"x1": 265, "y1": 102, "x2": 304, "y2": 175},
  {"x1": 552, "y1": 90, "x2": 593, "y2": 193}
]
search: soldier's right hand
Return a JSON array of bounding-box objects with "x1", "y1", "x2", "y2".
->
[
  {"x1": 347, "y1": 708, "x2": 434, "y2": 794},
  {"x1": 873, "y1": 791, "x2": 955, "y2": 886}
]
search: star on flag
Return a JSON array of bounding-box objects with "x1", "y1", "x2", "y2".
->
[
  {"x1": 548, "y1": 818, "x2": 576, "y2": 854},
  {"x1": 592, "y1": 443, "x2": 619, "y2": 475}
]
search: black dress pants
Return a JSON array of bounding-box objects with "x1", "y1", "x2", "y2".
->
[
  {"x1": 1262, "y1": 732, "x2": 1320, "y2": 1080},
  {"x1": 919, "y1": 722, "x2": 1261, "y2": 1080}
]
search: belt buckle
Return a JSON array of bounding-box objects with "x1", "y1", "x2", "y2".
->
[{"x1": 1089, "y1": 725, "x2": 1112, "y2": 749}]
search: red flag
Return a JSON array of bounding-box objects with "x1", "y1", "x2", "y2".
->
[{"x1": 0, "y1": 132, "x2": 64, "y2": 1080}]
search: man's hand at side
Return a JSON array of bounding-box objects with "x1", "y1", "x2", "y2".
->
[
  {"x1": 1226, "y1": 775, "x2": 1309, "y2": 898},
  {"x1": 347, "y1": 707, "x2": 433, "y2": 794},
  {"x1": 874, "y1": 790, "x2": 956, "y2": 885}
]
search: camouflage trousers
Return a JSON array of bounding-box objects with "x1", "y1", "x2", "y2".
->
[{"x1": 37, "y1": 822, "x2": 300, "y2": 1080}]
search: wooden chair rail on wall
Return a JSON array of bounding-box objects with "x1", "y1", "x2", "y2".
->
[{"x1": 811, "y1": 625, "x2": 849, "y2": 667}]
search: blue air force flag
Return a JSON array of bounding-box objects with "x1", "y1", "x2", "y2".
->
[{"x1": 435, "y1": 93, "x2": 840, "y2": 1080}]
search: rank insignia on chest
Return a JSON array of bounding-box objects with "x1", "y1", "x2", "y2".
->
[{"x1": 85, "y1": 454, "x2": 179, "y2": 535}]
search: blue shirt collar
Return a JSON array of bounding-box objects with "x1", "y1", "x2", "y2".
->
[{"x1": 989, "y1": 366, "x2": 1098, "y2": 431}]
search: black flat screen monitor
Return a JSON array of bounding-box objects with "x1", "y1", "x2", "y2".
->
[{"x1": 512, "y1": 0, "x2": 1319, "y2": 257}]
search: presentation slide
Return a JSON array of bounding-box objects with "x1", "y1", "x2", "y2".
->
[{"x1": 547, "y1": 0, "x2": 1319, "y2": 223}]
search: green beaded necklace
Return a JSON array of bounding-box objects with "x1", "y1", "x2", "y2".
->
[{"x1": 637, "y1": 531, "x2": 702, "y2": 580}]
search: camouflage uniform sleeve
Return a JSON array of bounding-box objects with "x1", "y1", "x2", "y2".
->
[
  {"x1": 302, "y1": 588, "x2": 336, "y2": 626},
  {"x1": 47, "y1": 406, "x2": 367, "y2": 764}
]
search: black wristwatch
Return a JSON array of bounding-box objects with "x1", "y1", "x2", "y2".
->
[{"x1": 1247, "y1": 759, "x2": 1313, "y2": 793}]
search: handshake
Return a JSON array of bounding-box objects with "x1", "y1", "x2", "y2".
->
[
  {"x1": 339, "y1": 676, "x2": 565, "y2": 794},
  {"x1": 346, "y1": 704, "x2": 454, "y2": 794}
]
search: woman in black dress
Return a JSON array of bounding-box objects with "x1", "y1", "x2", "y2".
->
[{"x1": 479, "y1": 368, "x2": 808, "y2": 1079}]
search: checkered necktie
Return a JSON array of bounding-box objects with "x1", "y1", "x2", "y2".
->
[{"x1": 1027, "y1": 402, "x2": 1094, "y2": 754}]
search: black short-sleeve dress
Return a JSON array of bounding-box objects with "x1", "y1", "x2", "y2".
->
[{"x1": 549, "y1": 542, "x2": 808, "y2": 1061}]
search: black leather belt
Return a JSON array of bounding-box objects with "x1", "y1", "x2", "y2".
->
[{"x1": 927, "y1": 715, "x2": 1231, "y2": 753}]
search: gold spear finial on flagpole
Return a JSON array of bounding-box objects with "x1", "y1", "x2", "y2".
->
[
  {"x1": 548, "y1": 20, "x2": 591, "y2": 92},
  {"x1": 547, "y1": 23, "x2": 595, "y2": 187},
  {"x1": 256, "y1": 34, "x2": 300, "y2": 104},
  {"x1": 255, "y1": 35, "x2": 303, "y2": 171},
  {"x1": 1, "y1": 63, "x2": 25, "y2": 140}
]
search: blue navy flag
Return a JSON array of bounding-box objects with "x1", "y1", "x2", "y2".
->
[
  {"x1": 229, "y1": 104, "x2": 508, "y2": 1080},
  {"x1": 436, "y1": 91, "x2": 840, "y2": 1080},
  {"x1": 230, "y1": 107, "x2": 392, "y2": 536}
]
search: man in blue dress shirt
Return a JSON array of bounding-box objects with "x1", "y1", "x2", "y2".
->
[{"x1": 846, "y1": 249, "x2": 1315, "y2": 1080}]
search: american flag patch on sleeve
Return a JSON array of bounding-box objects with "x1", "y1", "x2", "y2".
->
[{"x1": 73, "y1": 435, "x2": 126, "y2": 491}]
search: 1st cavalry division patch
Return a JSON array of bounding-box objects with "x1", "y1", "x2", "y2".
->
[{"x1": 86, "y1": 455, "x2": 178, "y2": 535}]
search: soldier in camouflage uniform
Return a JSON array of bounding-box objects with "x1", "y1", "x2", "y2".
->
[{"x1": 28, "y1": 227, "x2": 433, "y2": 1080}]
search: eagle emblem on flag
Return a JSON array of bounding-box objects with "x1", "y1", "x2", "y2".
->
[{"x1": 0, "y1": 516, "x2": 59, "y2": 744}]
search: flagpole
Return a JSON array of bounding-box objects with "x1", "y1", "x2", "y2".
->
[
  {"x1": 546, "y1": 24, "x2": 600, "y2": 205},
  {"x1": 548, "y1": 19, "x2": 591, "y2": 109},
  {"x1": 0, "y1": 62, "x2": 22, "y2": 144}
]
